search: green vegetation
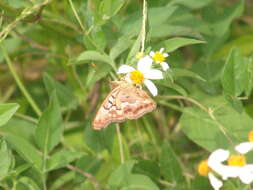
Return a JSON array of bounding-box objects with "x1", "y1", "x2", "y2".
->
[{"x1": 0, "y1": 0, "x2": 253, "y2": 189}]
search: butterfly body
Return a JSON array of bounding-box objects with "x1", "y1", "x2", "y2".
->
[{"x1": 92, "y1": 81, "x2": 156, "y2": 130}]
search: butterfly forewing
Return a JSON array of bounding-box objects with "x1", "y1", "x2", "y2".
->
[{"x1": 92, "y1": 82, "x2": 156, "y2": 130}]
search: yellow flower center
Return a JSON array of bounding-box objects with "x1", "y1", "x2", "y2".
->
[
  {"x1": 153, "y1": 52, "x2": 165, "y2": 63},
  {"x1": 197, "y1": 160, "x2": 210, "y2": 176},
  {"x1": 130, "y1": 70, "x2": 144, "y2": 84},
  {"x1": 228, "y1": 155, "x2": 246, "y2": 167},
  {"x1": 248, "y1": 131, "x2": 253, "y2": 142},
  {"x1": 136, "y1": 52, "x2": 144, "y2": 59}
]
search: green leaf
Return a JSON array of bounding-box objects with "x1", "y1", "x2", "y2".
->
[
  {"x1": 17, "y1": 177, "x2": 40, "y2": 190},
  {"x1": 71, "y1": 50, "x2": 116, "y2": 70},
  {"x1": 163, "y1": 37, "x2": 205, "y2": 53},
  {"x1": 221, "y1": 48, "x2": 251, "y2": 98},
  {"x1": 0, "y1": 103, "x2": 19, "y2": 127},
  {"x1": 99, "y1": 0, "x2": 125, "y2": 21},
  {"x1": 120, "y1": 174, "x2": 160, "y2": 190},
  {"x1": 160, "y1": 142, "x2": 186, "y2": 185},
  {"x1": 0, "y1": 139, "x2": 13, "y2": 180},
  {"x1": 35, "y1": 92, "x2": 63, "y2": 153},
  {"x1": 132, "y1": 160, "x2": 160, "y2": 183},
  {"x1": 168, "y1": 0, "x2": 212, "y2": 9},
  {"x1": 108, "y1": 160, "x2": 136, "y2": 188},
  {"x1": 171, "y1": 68, "x2": 206, "y2": 81},
  {"x1": 47, "y1": 151, "x2": 84, "y2": 171},
  {"x1": 84, "y1": 121, "x2": 115, "y2": 153},
  {"x1": 74, "y1": 155, "x2": 103, "y2": 183},
  {"x1": 5, "y1": 134, "x2": 42, "y2": 170},
  {"x1": 110, "y1": 36, "x2": 134, "y2": 60},
  {"x1": 180, "y1": 96, "x2": 253, "y2": 151},
  {"x1": 43, "y1": 73, "x2": 77, "y2": 110}
]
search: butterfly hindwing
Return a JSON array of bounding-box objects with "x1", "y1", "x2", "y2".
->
[{"x1": 92, "y1": 82, "x2": 156, "y2": 130}]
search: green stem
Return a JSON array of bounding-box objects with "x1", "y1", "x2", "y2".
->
[
  {"x1": 0, "y1": 44, "x2": 42, "y2": 116},
  {"x1": 68, "y1": 0, "x2": 86, "y2": 33},
  {"x1": 116, "y1": 124, "x2": 125, "y2": 164}
]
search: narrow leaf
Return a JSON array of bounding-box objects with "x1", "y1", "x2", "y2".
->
[
  {"x1": 163, "y1": 37, "x2": 205, "y2": 53},
  {"x1": 35, "y1": 92, "x2": 63, "y2": 153},
  {"x1": 0, "y1": 103, "x2": 19, "y2": 127}
]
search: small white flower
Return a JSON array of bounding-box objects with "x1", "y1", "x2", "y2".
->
[
  {"x1": 208, "y1": 173, "x2": 223, "y2": 190},
  {"x1": 208, "y1": 148, "x2": 253, "y2": 184},
  {"x1": 150, "y1": 48, "x2": 169, "y2": 71},
  {"x1": 117, "y1": 56, "x2": 163, "y2": 96}
]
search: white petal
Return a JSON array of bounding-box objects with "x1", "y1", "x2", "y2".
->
[
  {"x1": 208, "y1": 173, "x2": 223, "y2": 190},
  {"x1": 117, "y1": 65, "x2": 135, "y2": 74},
  {"x1": 144, "y1": 69, "x2": 163, "y2": 80},
  {"x1": 124, "y1": 73, "x2": 132, "y2": 83},
  {"x1": 144, "y1": 79, "x2": 158, "y2": 96},
  {"x1": 235, "y1": 142, "x2": 253, "y2": 154},
  {"x1": 137, "y1": 56, "x2": 153, "y2": 73},
  {"x1": 159, "y1": 48, "x2": 165, "y2": 53},
  {"x1": 208, "y1": 149, "x2": 230, "y2": 166},
  {"x1": 160, "y1": 62, "x2": 169, "y2": 71},
  {"x1": 163, "y1": 53, "x2": 169, "y2": 57},
  {"x1": 150, "y1": 51, "x2": 155, "y2": 57},
  {"x1": 239, "y1": 165, "x2": 253, "y2": 184}
]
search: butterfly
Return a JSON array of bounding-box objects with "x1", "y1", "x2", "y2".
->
[{"x1": 92, "y1": 81, "x2": 156, "y2": 130}]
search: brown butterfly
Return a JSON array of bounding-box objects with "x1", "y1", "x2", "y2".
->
[{"x1": 92, "y1": 81, "x2": 156, "y2": 130}]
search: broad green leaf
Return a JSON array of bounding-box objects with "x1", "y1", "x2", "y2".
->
[
  {"x1": 72, "y1": 50, "x2": 116, "y2": 70},
  {"x1": 85, "y1": 63, "x2": 112, "y2": 87},
  {"x1": 132, "y1": 160, "x2": 160, "y2": 183},
  {"x1": 0, "y1": 118, "x2": 36, "y2": 142},
  {"x1": 160, "y1": 142, "x2": 186, "y2": 184},
  {"x1": 120, "y1": 174, "x2": 159, "y2": 190},
  {"x1": 35, "y1": 92, "x2": 63, "y2": 153},
  {"x1": 0, "y1": 139, "x2": 13, "y2": 180},
  {"x1": 110, "y1": 36, "x2": 134, "y2": 60},
  {"x1": 221, "y1": 48, "x2": 251, "y2": 97},
  {"x1": 180, "y1": 96, "x2": 253, "y2": 151},
  {"x1": 74, "y1": 155, "x2": 103, "y2": 183},
  {"x1": 84, "y1": 121, "x2": 115, "y2": 153},
  {"x1": 108, "y1": 160, "x2": 135, "y2": 188},
  {"x1": 0, "y1": 103, "x2": 19, "y2": 127},
  {"x1": 17, "y1": 177, "x2": 40, "y2": 190},
  {"x1": 43, "y1": 73, "x2": 77, "y2": 110},
  {"x1": 163, "y1": 37, "x2": 205, "y2": 53},
  {"x1": 47, "y1": 151, "x2": 84, "y2": 171},
  {"x1": 5, "y1": 135, "x2": 42, "y2": 170}
]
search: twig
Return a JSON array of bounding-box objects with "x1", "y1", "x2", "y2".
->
[
  {"x1": 13, "y1": 30, "x2": 49, "y2": 50},
  {"x1": 67, "y1": 165, "x2": 100, "y2": 189},
  {"x1": 0, "y1": 0, "x2": 52, "y2": 43}
]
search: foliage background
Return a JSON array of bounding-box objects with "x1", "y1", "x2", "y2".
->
[{"x1": 0, "y1": 0, "x2": 253, "y2": 189}]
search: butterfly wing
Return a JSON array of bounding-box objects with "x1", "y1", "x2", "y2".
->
[{"x1": 92, "y1": 83, "x2": 156, "y2": 130}]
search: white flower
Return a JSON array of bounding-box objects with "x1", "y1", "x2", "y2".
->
[
  {"x1": 150, "y1": 48, "x2": 169, "y2": 71},
  {"x1": 117, "y1": 56, "x2": 163, "y2": 96},
  {"x1": 208, "y1": 148, "x2": 253, "y2": 184},
  {"x1": 208, "y1": 173, "x2": 223, "y2": 190}
]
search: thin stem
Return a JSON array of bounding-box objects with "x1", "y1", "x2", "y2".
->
[
  {"x1": 68, "y1": 0, "x2": 86, "y2": 33},
  {"x1": 67, "y1": 165, "x2": 100, "y2": 189},
  {"x1": 140, "y1": 0, "x2": 147, "y2": 53},
  {"x1": 116, "y1": 124, "x2": 125, "y2": 164},
  {"x1": 0, "y1": 44, "x2": 42, "y2": 116}
]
